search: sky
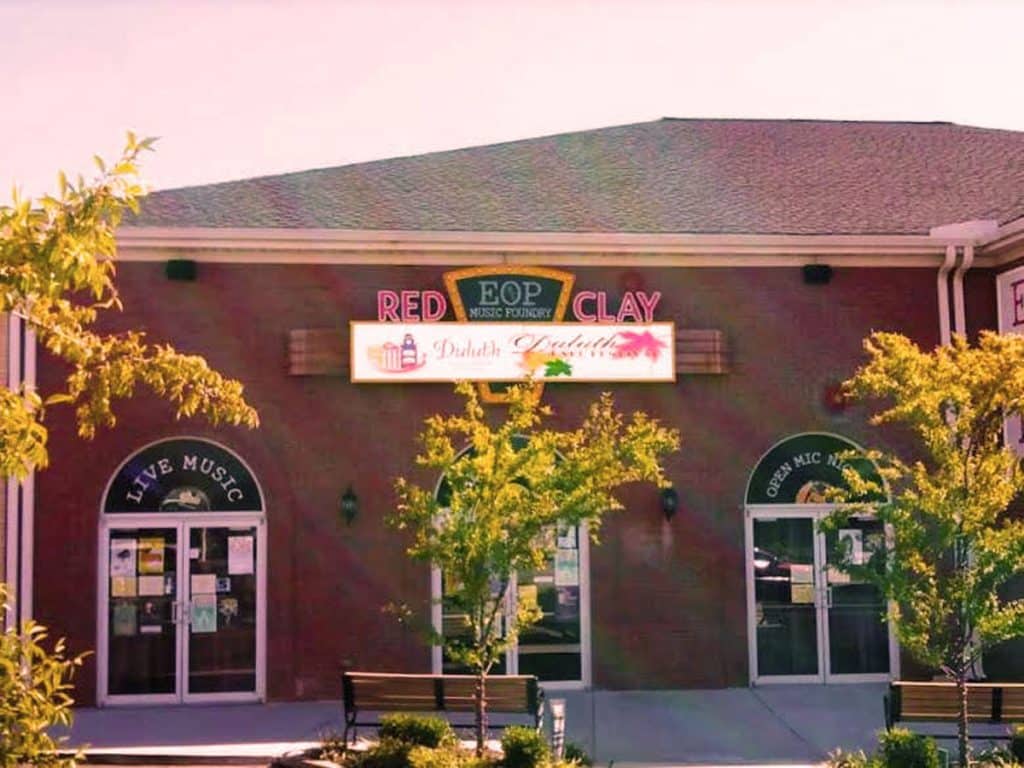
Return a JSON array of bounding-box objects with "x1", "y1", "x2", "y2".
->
[{"x1": 3, "y1": 0, "x2": 1024, "y2": 199}]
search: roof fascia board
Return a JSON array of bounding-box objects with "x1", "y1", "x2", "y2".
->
[
  {"x1": 980, "y1": 218, "x2": 1024, "y2": 266},
  {"x1": 116, "y1": 227, "x2": 965, "y2": 266}
]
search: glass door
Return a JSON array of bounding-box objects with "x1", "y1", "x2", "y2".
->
[
  {"x1": 822, "y1": 518, "x2": 890, "y2": 678},
  {"x1": 751, "y1": 517, "x2": 821, "y2": 680},
  {"x1": 103, "y1": 525, "x2": 181, "y2": 702},
  {"x1": 100, "y1": 517, "x2": 263, "y2": 704},
  {"x1": 184, "y1": 524, "x2": 259, "y2": 698},
  {"x1": 747, "y1": 509, "x2": 891, "y2": 684},
  {"x1": 515, "y1": 524, "x2": 583, "y2": 682}
]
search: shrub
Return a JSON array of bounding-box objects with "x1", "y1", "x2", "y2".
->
[
  {"x1": 318, "y1": 730, "x2": 348, "y2": 763},
  {"x1": 380, "y1": 714, "x2": 456, "y2": 749},
  {"x1": 1013, "y1": 724, "x2": 1024, "y2": 763},
  {"x1": 407, "y1": 745, "x2": 483, "y2": 768},
  {"x1": 350, "y1": 738, "x2": 414, "y2": 768},
  {"x1": 563, "y1": 743, "x2": 591, "y2": 767},
  {"x1": 825, "y1": 748, "x2": 879, "y2": 768},
  {"x1": 974, "y1": 745, "x2": 1023, "y2": 768},
  {"x1": 878, "y1": 728, "x2": 940, "y2": 768},
  {"x1": 0, "y1": 591, "x2": 87, "y2": 768},
  {"x1": 500, "y1": 726, "x2": 550, "y2": 768}
]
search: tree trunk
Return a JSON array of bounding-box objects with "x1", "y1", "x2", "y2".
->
[
  {"x1": 956, "y1": 666, "x2": 969, "y2": 768},
  {"x1": 474, "y1": 670, "x2": 488, "y2": 757}
]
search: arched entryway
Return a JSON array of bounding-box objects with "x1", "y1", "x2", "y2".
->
[
  {"x1": 96, "y1": 437, "x2": 266, "y2": 705},
  {"x1": 743, "y1": 432, "x2": 896, "y2": 684}
]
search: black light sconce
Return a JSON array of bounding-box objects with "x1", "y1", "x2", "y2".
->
[
  {"x1": 165, "y1": 259, "x2": 197, "y2": 281},
  {"x1": 340, "y1": 486, "x2": 359, "y2": 526},
  {"x1": 660, "y1": 486, "x2": 679, "y2": 521},
  {"x1": 802, "y1": 264, "x2": 833, "y2": 285}
]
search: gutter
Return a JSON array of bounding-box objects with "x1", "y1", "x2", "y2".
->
[
  {"x1": 114, "y1": 227, "x2": 973, "y2": 267},
  {"x1": 952, "y1": 244, "x2": 975, "y2": 338}
]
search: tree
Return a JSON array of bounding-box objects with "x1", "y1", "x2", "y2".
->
[
  {"x1": 0, "y1": 133, "x2": 259, "y2": 480},
  {"x1": 391, "y1": 381, "x2": 679, "y2": 755},
  {"x1": 0, "y1": 587, "x2": 84, "y2": 768},
  {"x1": 0, "y1": 137, "x2": 258, "y2": 762},
  {"x1": 821, "y1": 331, "x2": 1024, "y2": 767}
]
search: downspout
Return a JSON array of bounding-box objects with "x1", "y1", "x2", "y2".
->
[
  {"x1": 950, "y1": 243, "x2": 984, "y2": 680},
  {"x1": 952, "y1": 244, "x2": 975, "y2": 339},
  {"x1": 937, "y1": 245, "x2": 957, "y2": 346}
]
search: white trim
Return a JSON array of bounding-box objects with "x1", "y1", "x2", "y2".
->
[
  {"x1": 938, "y1": 245, "x2": 957, "y2": 346},
  {"x1": 430, "y1": 566, "x2": 442, "y2": 674},
  {"x1": 579, "y1": 522, "x2": 592, "y2": 689},
  {"x1": 19, "y1": 328, "x2": 35, "y2": 622},
  {"x1": 114, "y1": 226, "x2": 982, "y2": 267},
  {"x1": 952, "y1": 244, "x2": 974, "y2": 336},
  {"x1": 5, "y1": 315, "x2": 20, "y2": 624}
]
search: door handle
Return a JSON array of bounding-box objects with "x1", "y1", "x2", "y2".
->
[{"x1": 171, "y1": 600, "x2": 191, "y2": 624}]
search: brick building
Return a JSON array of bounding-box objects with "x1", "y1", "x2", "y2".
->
[{"x1": 9, "y1": 118, "x2": 1024, "y2": 705}]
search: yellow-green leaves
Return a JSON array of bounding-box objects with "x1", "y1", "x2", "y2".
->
[
  {"x1": 0, "y1": 584, "x2": 88, "y2": 768},
  {"x1": 391, "y1": 381, "x2": 678, "y2": 675},
  {"x1": 824, "y1": 330, "x2": 1024, "y2": 694},
  {"x1": 390, "y1": 381, "x2": 678, "y2": 754},
  {"x1": 0, "y1": 136, "x2": 258, "y2": 478}
]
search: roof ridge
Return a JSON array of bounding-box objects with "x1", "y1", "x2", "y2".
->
[{"x1": 659, "y1": 116, "x2": 957, "y2": 126}]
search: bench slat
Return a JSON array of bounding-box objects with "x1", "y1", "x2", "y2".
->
[
  {"x1": 887, "y1": 680, "x2": 1024, "y2": 737},
  {"x1": 342, "y1": 671, "x2": 543, "y2": 744}
]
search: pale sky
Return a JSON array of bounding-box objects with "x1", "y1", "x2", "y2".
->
[{"x1": 3, "y1": 0, "x2": 1024, "y2": 199}]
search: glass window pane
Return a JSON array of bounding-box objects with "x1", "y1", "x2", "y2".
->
[
  {"x1": 825, "y1": 518, "x2": 889, "y2": 675},
  {"x1": 187, "y1": 526, "x2": 257, "y2": 694},
  {"x1": 753, "y1": 518, "x2": 819, "y2": 677}
]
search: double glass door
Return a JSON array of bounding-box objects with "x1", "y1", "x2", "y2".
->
[
  {"x1": 99, "y1": 516, "x2": 264, "y2": 704},
  {"x1": 747, "y1": 509, "x2": 892, "y2": 683}
]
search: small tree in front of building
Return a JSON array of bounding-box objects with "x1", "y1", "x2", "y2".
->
[
  {"x1": 821, "y1": 331, "x2": 1024, "y2": 768},
  {"x1": 391, "y1": 381, "x2": 679, "y2": 755}
]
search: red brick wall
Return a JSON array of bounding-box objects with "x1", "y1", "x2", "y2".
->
[{"x1": 33, "y1": 261, "x2": 948, "y2": 702}]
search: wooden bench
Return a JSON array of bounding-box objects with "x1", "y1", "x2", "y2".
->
[
  {"x1": 342, "y1": 671, "x2": 545, "y2": 745},
  {"x1": 885, "y1": 681, "x2": 1024, "y2": 739}
]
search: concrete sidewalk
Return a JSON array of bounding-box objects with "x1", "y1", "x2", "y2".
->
[{"x1": 60, "y1": 685, "x2": 894, "y2": 767}]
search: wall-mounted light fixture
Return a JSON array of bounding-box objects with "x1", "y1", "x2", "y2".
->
[
  {"x1": 340, "y1": 486, "x2": 359, "y2": 526},
  {"x1": 660, "y1": 486, "x2": 679, "y2": 521}
]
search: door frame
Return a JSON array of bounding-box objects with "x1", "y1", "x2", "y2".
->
[
  {"x1": 744, "y1": 503, "x2": 899, "y2": 685},
  {"x1": 97, "y1": 512, "x2": 267, "y2": 706}
]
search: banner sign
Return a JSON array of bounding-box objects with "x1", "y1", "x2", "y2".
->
[
  {"x1": 745, "y1": 432, "x2": 885, "y2": 505},
  {"x1": 997, "y1": 266, "x2": 1024, "y2": 456},
  {"x1": 350, "y1": 321, "x2": 675, "y2": 383}
]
